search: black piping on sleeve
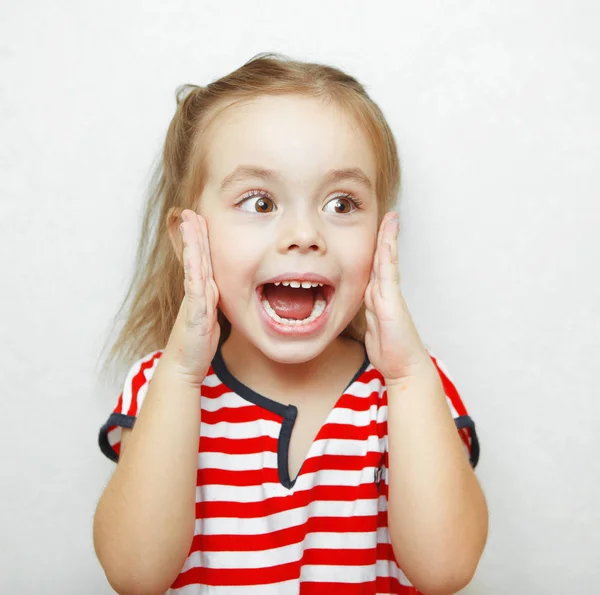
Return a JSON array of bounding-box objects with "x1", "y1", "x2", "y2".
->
[
  {"x1": 454, "y1": 415, "x2": 480, "y2": 469},
  {"x1": 98, "y1": 413, "x2": 136, "y2": 463}
]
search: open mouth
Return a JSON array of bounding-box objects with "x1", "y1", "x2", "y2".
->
[{"x1": 257, "y1": 280, "x2": 335, "y2": 327}]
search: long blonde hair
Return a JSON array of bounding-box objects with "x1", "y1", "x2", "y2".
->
[{"x1": 98, "y1": 52, "x2": 401, "y2": 381}]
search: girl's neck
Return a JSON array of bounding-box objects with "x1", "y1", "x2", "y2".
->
[{"x1": 220, "y1": 328, "x2": 365, "y2": 400}]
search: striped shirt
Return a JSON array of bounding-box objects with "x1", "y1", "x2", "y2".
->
[{"x1": 99, "y1": 344, "x2": 479, "y2": 594}]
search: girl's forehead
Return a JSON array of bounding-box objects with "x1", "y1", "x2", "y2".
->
[{"x1": 203, "y1": 95, "x2": 377, "y2": 186}]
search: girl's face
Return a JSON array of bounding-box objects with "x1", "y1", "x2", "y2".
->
[{"x1": 199, "y1": 94, "x2": 379, "y2": 364}]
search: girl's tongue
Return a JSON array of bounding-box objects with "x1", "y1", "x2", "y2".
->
[{"x1": 262, "y1": 284, "x2": 317, "y2": 320}]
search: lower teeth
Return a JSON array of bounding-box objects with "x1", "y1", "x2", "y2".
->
[{"x1": 262, "y1": 298, "x2": 326, "y2": 326}]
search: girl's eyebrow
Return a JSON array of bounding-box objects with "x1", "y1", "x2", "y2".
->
[{"x1": 219, "y1": 165, "x2": 374, "y2": 193}]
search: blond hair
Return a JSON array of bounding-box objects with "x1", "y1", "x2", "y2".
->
[{"x1": 98, "y1": 52, "x2": 401, "y2": 381}]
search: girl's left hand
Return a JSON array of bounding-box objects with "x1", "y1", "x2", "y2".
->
[{"x1": 363, "y1": 211, "x2": 434, "y2": 385}]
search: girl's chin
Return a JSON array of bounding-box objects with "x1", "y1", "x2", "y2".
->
[{"x1": 258, "y1": 338, "x2": 334, "y2": 364}]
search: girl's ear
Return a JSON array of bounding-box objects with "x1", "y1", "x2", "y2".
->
[{"x1": 166, "y1": 206, "x2": 184, "y2": 265}]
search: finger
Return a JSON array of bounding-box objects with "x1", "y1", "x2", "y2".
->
[
  {"x1": 197, "y1": 214, "x2": 214, "y2": 281},
  {"x1": 180, "y1": 217, "x2": 201, "y2": 295},
  {"x1": 183, "y1": 209, "x2": 207, "y2": 283},
  {"x1": 378, "y1": 216, "x2": 399, "y2": 298},
  {"x1": 191, "y1": 212, "x2": 218, "y2": 317},
  {"x1": 364, "y1": 308, "x2": 378, "y2": 336},
  {"x1": 389, "y1": 217, "x2": 399, "y2": 280},
  {"x1": 198, "y1": 217, "x2": 217, "y2": 314},
  {"x1": 364, "y1": 279, "x2": 374, "y2": 312},
  {"x1": 373, "y1": 211, "x2": 397, "y2": 280},
  {"x1": 371, "y1": 216, "x2": 385, "y2": 283}
]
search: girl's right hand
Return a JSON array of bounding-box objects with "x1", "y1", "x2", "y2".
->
[{"x1": 165, "y1": 209, "x2": 220, "y2": 386}]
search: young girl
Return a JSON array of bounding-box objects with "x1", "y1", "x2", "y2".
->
[{"x1": 94, "y1": 53, "x2": 487, "y2": 595}]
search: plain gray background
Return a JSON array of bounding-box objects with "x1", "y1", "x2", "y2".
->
[{"x1": 1, "y1": 1, "x2": 599, "y2": 593}]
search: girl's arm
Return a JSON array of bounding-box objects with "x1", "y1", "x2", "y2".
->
[
  {"x1": 93, "y1": 353, "x2": 202, "y2": 595},
  {"x1": 94, "y1": 209, "x2": 220, "y2": 595},
  {"x1": 386, "y1": 369, "x2": 488, "y2": 595}
]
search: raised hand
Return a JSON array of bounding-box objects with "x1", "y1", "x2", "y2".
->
[
  {"x1": 166, "y1": 209, "x2": 220, "y2": 386},
  {"x1": 363, "y1": 212, "x2": 433, "y2": 385}
]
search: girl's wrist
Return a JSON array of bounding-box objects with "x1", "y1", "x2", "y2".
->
[{"x1": 160, "y1": 346, "x2": 210, "y2": 389}]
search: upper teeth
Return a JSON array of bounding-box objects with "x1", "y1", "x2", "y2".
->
[{"x1": 274, "y1": 280, "x2": 323, "y2": 288}]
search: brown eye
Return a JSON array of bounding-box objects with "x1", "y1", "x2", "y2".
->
[
  {"x1": 324, "y1": 196, "x2": 358, "y2": 214},
  {"x1": 238, "y1": 192, "x2": 277, "y2": 213},
  {"x1": 255, "y1": 197, "x2": 274, "y2": 213}
]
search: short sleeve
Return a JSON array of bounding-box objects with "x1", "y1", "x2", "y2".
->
[
  {"x1": 426, "y1": 346, "x2": 480, "y2": 469},
  {"x1": 98, "y1": 350, "x2": 163, "y2": 463}
]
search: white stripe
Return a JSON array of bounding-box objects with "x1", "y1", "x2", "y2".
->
[
  {"x1": 198, "y1": 450, "x2": 278, "y2": 471},
  {"x1": 182, "y1": 541, "x2": 301, "y2": 571},
  {"x1": 196, "y1": 495, "x2": 379, "y2": 535},
  {"x1": 307, "y1": 435, "x2": 382, "y2": 459},
  {"x1": 201, "y1": 391, "x2": 253, "y2": 412},
  {"x1": 107, "y1": 427, "x2": 120, "y2": 448},
  {"x1": 200, "y1": 419, "x2": 281, "y2": 439},
  {"x1": 446, "y1": 394, "x2": 459, "y2": 418},
  {"x1": 327, "y1": 403, "x2": 378, "y2": 427},
  {"x1": 345, "y1": 375, "x2": 384, "y2": 398},
  {"x1": 170, "y1": 581, "x2": 298, "y2": 595},
  {"x1": 181, "y1": 531, "x2": 377, "y2": 573},
  {"x1": 203, "y1": 372, "x2": 222, "y2": 387},
  {"x1": 300, "y1": 563, "x2": 374, "y2": 583}
]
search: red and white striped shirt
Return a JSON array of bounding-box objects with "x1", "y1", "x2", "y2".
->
[{"x1": 99, "y1": 344, "x2": 479, "y2": 594}]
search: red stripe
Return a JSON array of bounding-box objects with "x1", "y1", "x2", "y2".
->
[
  {"x1": 360, "y1": 367, "x2": 385, "y2": 384},
  {"x1": 201, "y1": 405, "x2": 282, "y2": 425},
  {"x1": 318, "y1": 422, "x2": 378, "y2": 441},
  {"x1": 172, "y1": 560, "x2": 301, "y2": 587},
  {"x1": 115, "y1": 392, "x2": 123, "y2": 414},
  {"x1": 301, "y1": 547, "x2": 376, "y2": 566},
  {"x1": 192, "y1": 514, "x2": 379, "y2": 553},
  {"x1": 428, "y1": 353, "x2": 467, "y2": 417},
  {"x1": 376, "y1": 542, "x2": 398, "y2": 564},
  {"x1": 198, "y1": 467, "x2": 280, "y2": 486},
  {"x1": 127, "y1": 351, "x2": 162, "y2": 416},
  {"x1": 300, "y1": 582, "x2": 377, "y2": 595},
  {"x1": 199, "y1": 435, "x2": 279, "y2": 455},
  {"x1": 202, "y1": 380, "x2": 239, "y2": 399},
  {"x1": 335, "y1": 392, "x2": 379, "y2": 412},
  {"x1": 300, "y1": 452, "x2": 381, "y2": 474}
]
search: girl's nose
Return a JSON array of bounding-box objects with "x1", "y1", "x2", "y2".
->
[{"x1": 276, "y1": 212, "x2": 326, "y2": 255}]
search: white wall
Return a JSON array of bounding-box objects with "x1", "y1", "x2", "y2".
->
[{"x1": 2, "y1": 1, "x2": 599, "y2": 593}]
